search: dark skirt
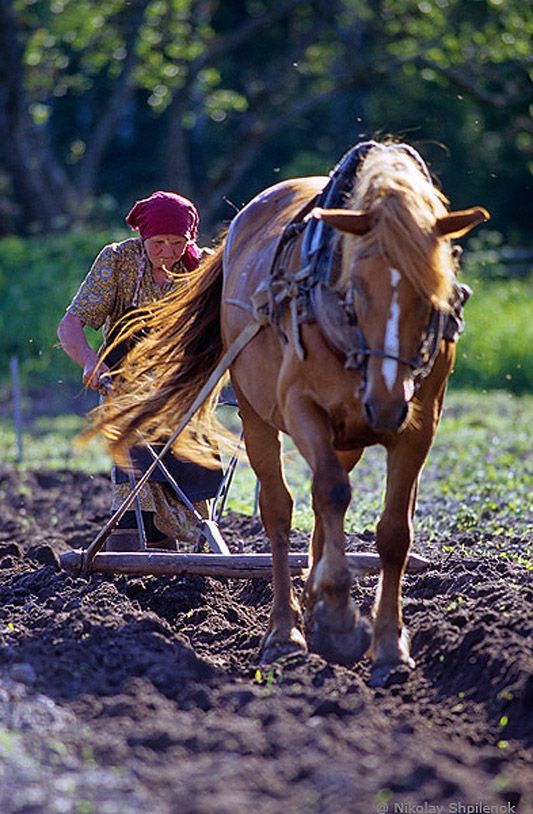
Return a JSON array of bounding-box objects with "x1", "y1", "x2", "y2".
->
[
  {"x1": 104, "y1": 306, "x2": 223, "y2": 503},
  {"x1": 113, "y1": 444, "x2": 224, "y2": 502}
]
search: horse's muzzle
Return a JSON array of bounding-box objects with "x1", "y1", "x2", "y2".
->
[{"x1": 363, "y1": 396, "x2": 408, "y2": 433}]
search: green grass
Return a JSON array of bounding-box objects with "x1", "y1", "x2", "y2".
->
[
  {"x1": 449, "y1": 276, "x2": 533, "y2": 394},
  {"x1": 2, "y1": 390, "x2": 530, "y2": 563},
  {"x1": 416, "y1": 391, "x2": 532, "y2": 563},
  {"x1": 0, "y1": 414, "x2": 109, "y2": 472},
  {"x1": 225, "y1": 391, "x2": 532, "y2": 560}
]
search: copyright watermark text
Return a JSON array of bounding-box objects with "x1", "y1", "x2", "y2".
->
[{"x1": 375, "y1": 803, "x2": 516, "y2": 814}]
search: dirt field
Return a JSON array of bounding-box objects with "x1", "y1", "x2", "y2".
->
[{"x1": 0, "y1": 465, "x2": 531, "y2": 814}]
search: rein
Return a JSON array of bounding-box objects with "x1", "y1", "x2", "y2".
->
[{"x1": 230, "y1": 141, "x2": 471, "y2": 387}]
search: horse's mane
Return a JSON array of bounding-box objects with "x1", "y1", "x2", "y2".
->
[{"x1": 340, "y1": 144, "x2": 455, "y2": 309}]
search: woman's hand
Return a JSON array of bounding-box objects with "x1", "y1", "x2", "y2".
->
[{"x1": 82, "y1": 351, "x2": 110, "y2": 390}]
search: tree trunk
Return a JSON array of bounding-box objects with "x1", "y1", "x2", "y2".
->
[
  {"x1": 74, "y1": 0, "x2": 152, "y2": 200},
  {"x1": 0, "y1": 0, "x2": 76, "y2": 231},
  {"x1": 163, "y1": 0, "x2": 305, "y2": 215}
]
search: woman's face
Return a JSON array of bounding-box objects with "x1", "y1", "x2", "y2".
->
[{"x1": 144, "y1": 233, "x2": 189, "y2": 271}]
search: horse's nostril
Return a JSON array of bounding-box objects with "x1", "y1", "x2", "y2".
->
[{"x1": 364, "y1": 398, "x2": 407, "y2": 432}]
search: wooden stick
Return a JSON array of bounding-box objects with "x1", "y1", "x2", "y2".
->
[
  {"x1": 60, "y1": 550, "x2": 429, "y2": 579},
  {"x1": 10, "y1": 356, "x2": 23, "y2": 464}
]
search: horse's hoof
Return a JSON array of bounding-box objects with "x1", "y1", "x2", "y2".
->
[
  {"x1": 368, "y1": 658, "x2": 415, "y2": 689},
  {"x1": 309, "y1": 604, "x2": 371, "y2": 666},
  {"x1": 260, "y1": 628, "x2": 307, "y2": 665}
]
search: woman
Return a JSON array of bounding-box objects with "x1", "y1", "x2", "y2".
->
[{"x1": 57, "y1": 191, "x2": 222, "y2": 551}]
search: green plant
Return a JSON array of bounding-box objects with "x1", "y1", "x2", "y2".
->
[
  {"x1": 450, "y1": 274, "x2": 533, "y2": 393},
  {"x1": 226, "y1": 391, "x2": 532, "y2": 565},
  {"x1": 1, "y1": 231, "x2": 531, "y2": 393},
  {"x1": 0, "y1": 414, "x2": 110, "y2": 472},
  {"x1": 0, "y1": 229, "x2": 128, "y2": 386}
]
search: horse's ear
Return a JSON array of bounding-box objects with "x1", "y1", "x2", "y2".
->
[
  {"x1": 436, "y1": 207, "x2": 490, "y2": 239},
  {"x1": 311, "y1": 207, "x2": 372, "y2": 236}
]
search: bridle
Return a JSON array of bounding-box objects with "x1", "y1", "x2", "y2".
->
[
  {"x1": 341, "y1": 286, "x2": 447, "y2": 388},
  {"x1": 309, "y1": 277, "x2": 468, "y2": 392}
]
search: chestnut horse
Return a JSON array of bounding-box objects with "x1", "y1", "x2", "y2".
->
[{"x1": 98, "y1": 142, "x2": 488, "y2": 684}]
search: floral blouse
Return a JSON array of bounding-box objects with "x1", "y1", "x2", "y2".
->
[{"x1": 67, "y1": 238, "x2": 181, "y2": 338}]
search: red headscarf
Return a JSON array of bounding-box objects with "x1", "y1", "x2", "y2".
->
[{"x1": 126, "y1": 191, "x2": 202, "y2": 271}]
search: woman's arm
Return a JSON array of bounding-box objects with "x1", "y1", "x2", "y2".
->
[{"x1": 57, "y1": 312, "x2": 109, "y2": 390}]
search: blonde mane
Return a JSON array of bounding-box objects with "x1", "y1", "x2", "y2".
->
[{"x1": 340, "y1": 144, "x2": 455, "y2": 308}]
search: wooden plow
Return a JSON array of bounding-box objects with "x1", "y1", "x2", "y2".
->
[{"x1": 59, "y1": 319, "x2": 430, "y2": 580}]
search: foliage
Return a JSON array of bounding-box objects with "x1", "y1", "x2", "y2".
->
[
  {"x1": 0, "y1": 413, "x2": 109, "y2": 472},
  {"x1": 451, "y1": 275, "x2": 533, "y2": 394},
  {"x1": 0, "y1": 229, "x2": 127, "y2": 383},
  {"x1": 0, "y1": 0, "x2": 531, "y2": 242},
  {"x1": 228, "y1": 391, "x2": 532, "y2": 565}
]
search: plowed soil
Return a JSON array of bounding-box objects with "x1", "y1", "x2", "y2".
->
[{"x1": 0, "y1": 466, "x2": 531, "y2": 814}]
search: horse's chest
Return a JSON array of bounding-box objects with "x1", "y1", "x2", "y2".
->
[{"x1": 328, "y1": 403, "x2": 374, "y2": 450}]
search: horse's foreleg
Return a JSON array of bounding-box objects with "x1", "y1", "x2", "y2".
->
[
  {"x1": 285, "y1": 400, "x2": 370, "y2": 665},
  {"x1": 303, "y1": 448, "x2": 363, "y2": 613},
  {"x1": 370, "y1": 441, "x2": 428, "y2": 685},
  {"x1": 234, "y1": 385, "x2": 305, "y2": 663},
  {"x1": 370, "y1": 372, "x2": 451, "y2": 687}
]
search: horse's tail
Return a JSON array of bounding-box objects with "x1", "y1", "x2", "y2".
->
[{"x1": 91, "y1": 236, "x2": 229, "y2": 466}]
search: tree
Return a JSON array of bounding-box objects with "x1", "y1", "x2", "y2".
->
[{"x1": 0, "y1": 0, "x2": 531, "y2": 237}]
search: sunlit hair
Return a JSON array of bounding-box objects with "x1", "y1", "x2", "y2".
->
[{"x1": 339, "y1": 143, "x2": 455, "y2": 309}]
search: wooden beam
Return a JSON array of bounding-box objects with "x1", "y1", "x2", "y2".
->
[{"x1": 60, "y1": 550, "x2": 429, "y2": 579}]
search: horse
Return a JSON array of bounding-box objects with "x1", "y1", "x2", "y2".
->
[{"x1": 97, "y1": 141, "x2": 489, "y2": 685}]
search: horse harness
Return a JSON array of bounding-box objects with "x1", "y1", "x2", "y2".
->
[{"x1": 244, "y1": 141, "x2": 471, "y2": 390}]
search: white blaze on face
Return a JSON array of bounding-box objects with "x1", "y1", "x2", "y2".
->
[{"x1": 382, "y1": 268, "x2": 401, "y2": 392}]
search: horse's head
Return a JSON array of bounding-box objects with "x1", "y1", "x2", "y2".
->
[{"x1": 313, "y1": 147, "x2": 489, "y2": 433}]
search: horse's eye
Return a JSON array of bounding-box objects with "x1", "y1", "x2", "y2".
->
[
  {"x1": 354, "y1": 285, "x2": 370, "y2": 305},
  {"x1": 351, "y1": 285, "x2": 370, "y2": 317}
]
